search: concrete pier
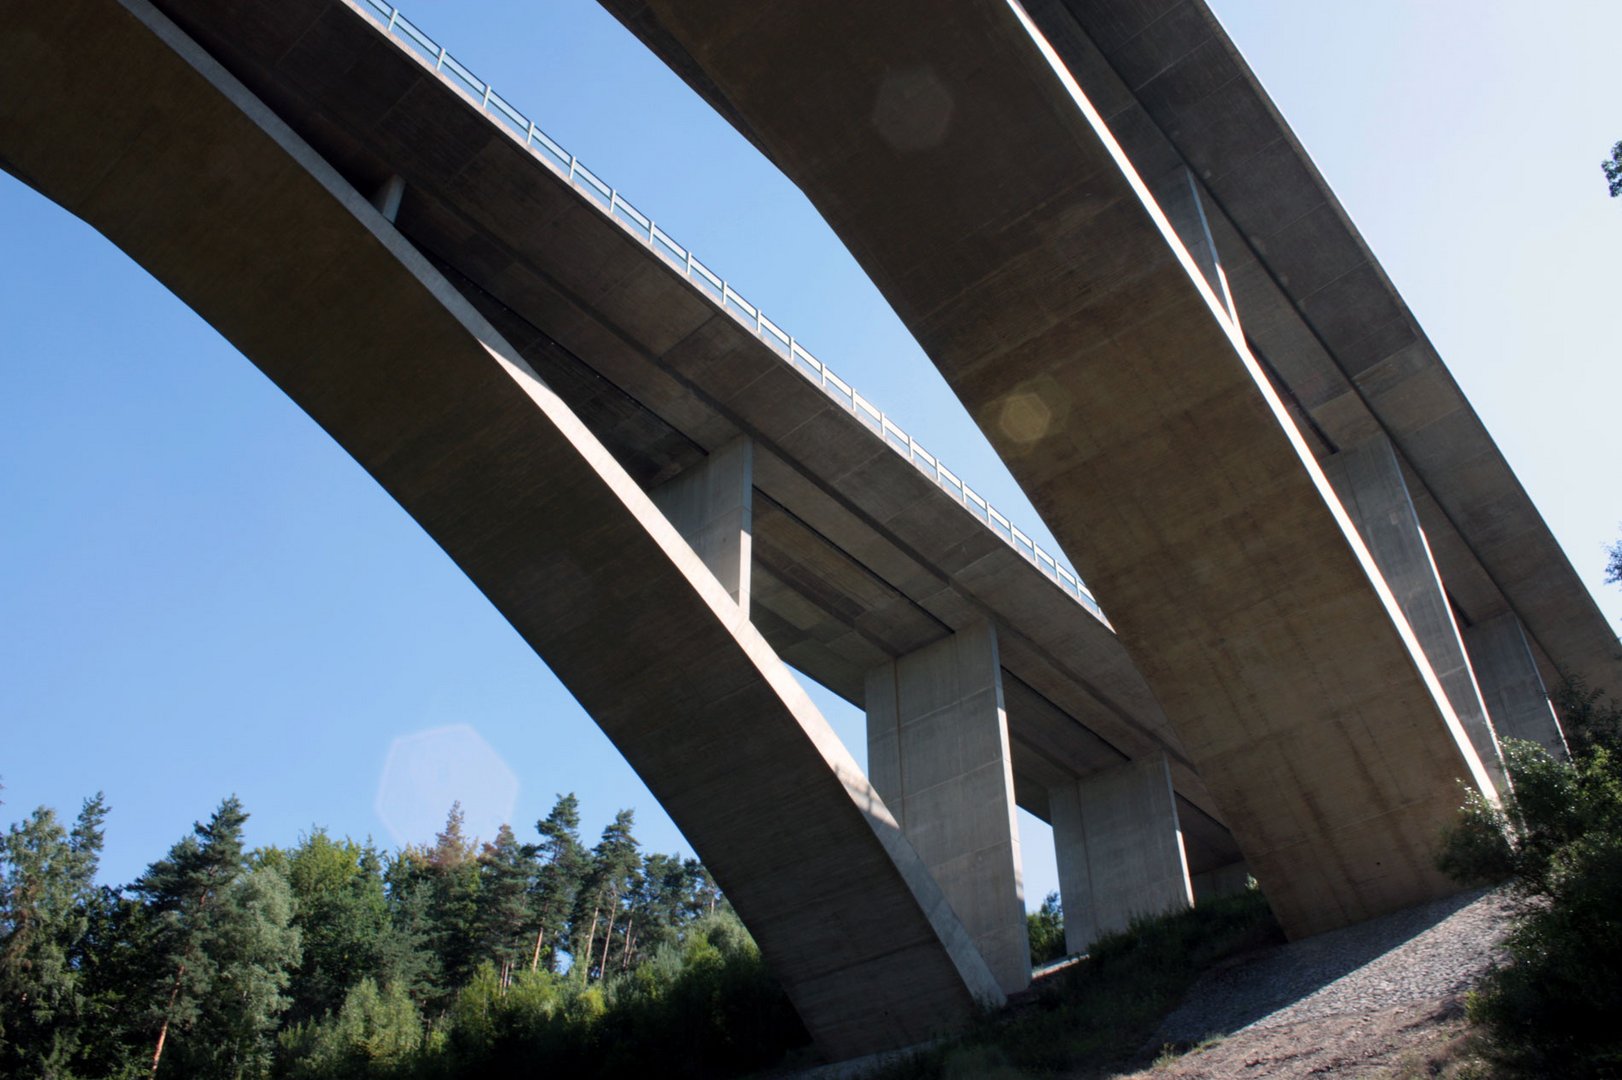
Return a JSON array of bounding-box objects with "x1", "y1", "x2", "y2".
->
[
  {"x1": 866, "y1": 622, "x2": 1030, "y2": 994},
  {"x1": 1323, "y1": 436, "x2": 1505, "y2": 793},
  {"x1": 1466, "y1": 613, "x2": 1570, "y2": 761},
  {"x1": 1050, "y1": 753, "x2": 1192, "y2": 953},
  {"x1": 650, "y1": 437, "x2": 753, "y2": 614}
]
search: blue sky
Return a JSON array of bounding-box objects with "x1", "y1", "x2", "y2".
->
[{"x1": 3, "y1": 0, "x2": 1619, "y2": 915}]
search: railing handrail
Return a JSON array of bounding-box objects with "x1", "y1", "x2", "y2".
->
[{"x1": 350, "y1": 0, "x2": 1108, "y2": 625}]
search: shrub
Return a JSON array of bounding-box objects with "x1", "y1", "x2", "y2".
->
[{"x1": 1438, "y1": 738, "x2": 1622, "y2": 1076}]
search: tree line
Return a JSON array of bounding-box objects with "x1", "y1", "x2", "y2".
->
[{"x1": 0, "y1": 792, "x2": 807, "y2": 1079}]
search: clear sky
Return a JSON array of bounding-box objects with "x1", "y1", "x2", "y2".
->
[{"x1": 3, "y1": 0, "x2": 1619, "y2": 916}]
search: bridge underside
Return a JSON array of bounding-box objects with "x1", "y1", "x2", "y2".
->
[
  {"x1": 600, "y1": 0, "x2": 1501, "y2": 937},
  {"x1": 122, "y1": 0, "x2": 1253, "y2": 882},
  {"x1": 0, "y1": 0, "x2": 1006, "y2": 1057}
]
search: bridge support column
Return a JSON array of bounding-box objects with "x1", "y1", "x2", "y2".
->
[
  {"x1": 1322, "y1": 435, "x2": 1505, "y2": 793},
  {"x1": 650, "y1": 438, "x2": 751, "y2": 614},
  {"x1": 1050, "y1": 753, "x2": 1192, "y2": 953},
  {"x1": 866, "y1": 621, "x2": 1029, "y2": 994},
  {"x1": 1191, "y1": 861, "x2": 1251, "y2": 904},
  {"x1": 1465, "y1": 612, "x2": 1569, "y2": 761}
]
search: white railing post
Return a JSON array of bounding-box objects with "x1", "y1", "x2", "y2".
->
[
  {"x1": 435, "y1": 45, "x2": 447, "y2": 70},
  {"x1": 386, "y1": 7, "x2": 398, "y2": 31}
]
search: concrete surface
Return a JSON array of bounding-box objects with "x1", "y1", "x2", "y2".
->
[
  {"x1": 1016, "y1": 0, "x2": 1622, "y2": 706},
  {"x1": 598, "y1": 0, "x2": 1496, "y2": 938},
  {"x1": 1051, "y1": 753, "x2": 1193, "y2": 952},
  {"x1": 1322, "y1": 435, "x2": 1505, "y2": 794},
  {"x1": 0, "y1": 0, "x2": 1006, "y2": 1056},
  {"x1": 651, "y1": 436, "x2": 752, "y2": 613},
  {"x1": 1465, "y1": 613, "x2": 1569, "y2": 761},
  {"x1": 866, "y1": 621, "x2": 1030, "y2": 994},
  {"x1": 133, "y1": 0, "x2": 1247, "y2": 884}
]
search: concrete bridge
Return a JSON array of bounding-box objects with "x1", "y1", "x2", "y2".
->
[{"x1": 2, "y1": 0, "x2": 1614, "y2": 1061}]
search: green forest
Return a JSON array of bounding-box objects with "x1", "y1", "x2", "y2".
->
[{"x1": 0, "y1": 792, "x2": 808, "y2": 1079}]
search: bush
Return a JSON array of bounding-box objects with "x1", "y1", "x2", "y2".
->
[
  {"x1": 277, "y1": 977, "x2": 423, "y2": 1079},
  {"x1": 876, "y1": 887, "x2": 1279, "y2": 1078},
  {"x1": 1438, "y1": 738, "x2": 1622, "y2": 1076},
  {"x1": 314, "y1": 910, "x2": 809, "y2": 1079}
]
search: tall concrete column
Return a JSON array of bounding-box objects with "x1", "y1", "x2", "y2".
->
[
  {"x1": 1050, "y1": 753, "x2": 1192, "y2": 954},
  {"x1": 866, "y1": 621, "x2": 1029, "y2": 994},
  {"x1": 650, "y1": 438, "x2": 751, "y2": 614},
  {"x1": 1465, "y1": 612, "x2": 1569, "y2": 761},
  {"x1": 1323, "y1": 435, "x2": 1505, "y2": 794}
]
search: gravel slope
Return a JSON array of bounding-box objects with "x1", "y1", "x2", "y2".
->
[{"x1": 1109, "y1": 887, "x2": 1513, "y2": 1078}]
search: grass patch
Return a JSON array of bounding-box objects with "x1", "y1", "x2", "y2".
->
[{"x1": 872, "y1": 889, "x2": 1280, "y2": 1078}]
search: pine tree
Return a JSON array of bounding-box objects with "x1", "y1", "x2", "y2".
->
[
  {"x1": 571, "y1": 810, "x2": 638, "y2": 981},
  {"x1": 281, "y1": 831, "x2": 391, "y2": 1024},
  {"x1": 0, "y1": 793, "x2": 108, "y2": 1078},
  {"x1": 473, "y1": 824, "x2": 534, "y2": 989},
  {"x1": 620, "y1": 852, "x2": 687, "y2": 969},
  {"x1": 528, "y1": 794, "x2": 584, "y2": 975},
  {"x1": 681, "y1": 858, "x2": 721, "y2": 920},
  {"x1": 425, "y1": 803, "x2": 481, "y2": 996},
  {"x1": 127, "y1": 795, "x2": 285, "y2": 1076},
  {"x1": 378, "y1": 849, "x2": 439, "y2": 1014},
  {"x1": 160, "y1": 864, "x2": 300, "y2": 1078}
]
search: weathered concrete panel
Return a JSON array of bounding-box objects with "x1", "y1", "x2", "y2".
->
[
  {"x1": 1051, "y1": 753, "x2": 1192, "y2": 952},
  {"x1": 866, "y1": 622, "x2": 1030, "y2": 994}
]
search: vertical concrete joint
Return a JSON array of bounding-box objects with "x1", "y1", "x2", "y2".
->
[
  {"x1": 1050, "y1": 752, "x2": 1192, "y2": 955},
  {"x1": 650, "y1": 438, "x2": 752, "y2": 615},
  {"x1": 1464, "y1": 612, "x2": 1570, "y2": 761},
  {"x1": 865, "y1": 621, "x2": 1029, "y2": 994},
  {"x1": 1322, "y1": 434, "x2": 1505, "y2": 794}
]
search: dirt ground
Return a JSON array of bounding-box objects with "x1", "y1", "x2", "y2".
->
[{"x1": 1113, "y1": 998, "x2": 1490, "y2": 1079}]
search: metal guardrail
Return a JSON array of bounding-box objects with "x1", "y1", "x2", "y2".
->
[{"x1": 352, "y1": 0, "x2": 1107, "y2": 624}]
